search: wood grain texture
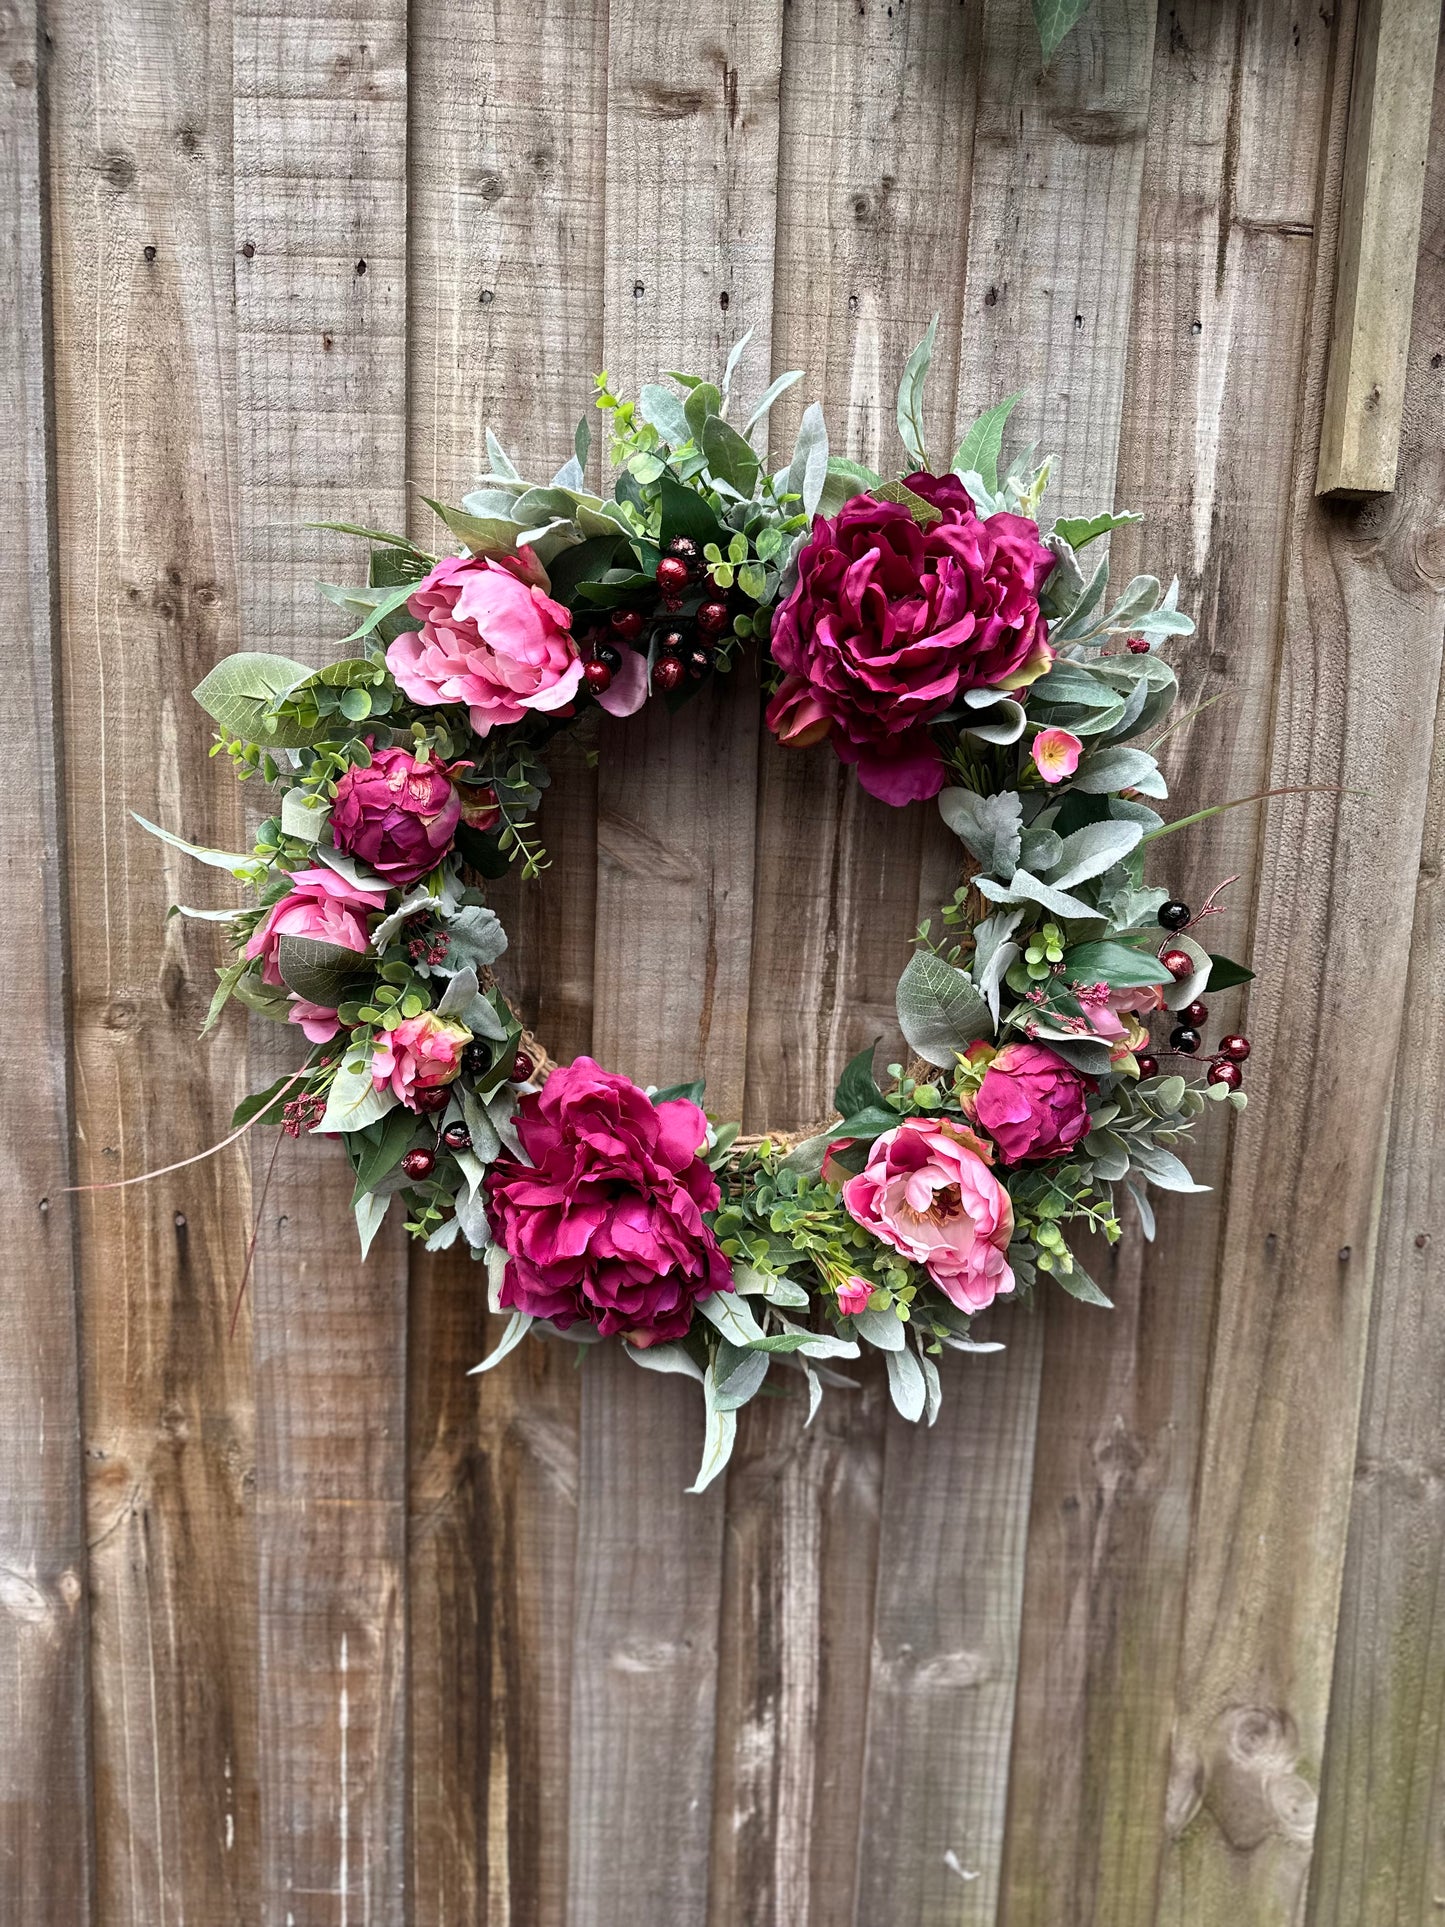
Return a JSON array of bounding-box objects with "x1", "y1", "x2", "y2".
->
[
  {"x1": 745, "y1": 0, "x2": 978, "y2": 1136},
  {"x1": 1158, "y1": 7, "x2": 1445, "y2": 1919},
  {"x1": 568, "y1": 7, "x2": 784, "y2": 1923},
  {"x1": 232, "y1": 0, "x2": 410, "y2": 1916},
  {"x1": 0, "y1": 8, "x2": 93, "y2": 1920},
  {"x1": 851, "y1": 6, "x2": 1159, "y2": 1921},
  {"x1": 711, "y1": 5, "x2": 977, "y2": 1921},
  {"x1": 1316, "y1": 0, "x2": 1443, "y2": 497},
  {"x1": 404, "y1": 2, "x2": 606, "y2": 1915},
  {"x1": 997, "y1": 5, "x2": 1340, "y2": 1921},
  {"x1": 47, "y1": 0, "x2": 260, "y2": 1914},
  {"x1": 1307, "y1": 49, "x2": 1445, "y2": 1925}
]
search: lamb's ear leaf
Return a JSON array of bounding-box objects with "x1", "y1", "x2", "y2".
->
[{"x1": 895, "y1": 315, "x2": 939, "y2": 468}]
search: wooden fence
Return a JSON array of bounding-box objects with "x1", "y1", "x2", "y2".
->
[{"x1": 4, "y1": 0, "x2": 1445, "y2": 1920}]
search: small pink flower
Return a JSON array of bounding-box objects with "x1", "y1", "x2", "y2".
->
[
  {"x1": 288, "y1": 998, "x2": 342, "y2": 1044},
  {"x1": 244, "y1": 866, "x2": 386, "y2": 989},
  {"x1": 371, "y1": 1012, "x2": 471, "y2": 1109},
  {"x1": 842, "y1": 1117, "x2": 1014, "y2": 1314},
  {"x1": 387, "y1": 549, "x2": 583, "y2": 735},
  {"x1": 836, "y1": 1275, "x2": 874, "y2": 1316},
  {"x1": 1031, "y1": 727, "x2": 1083, "y2": 783}
]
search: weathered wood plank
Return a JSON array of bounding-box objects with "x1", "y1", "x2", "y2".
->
[
  {"x1": 404, "y1": 1, "x2": 607, "y2": 1914},
  {"x1": 712, "y1": 3, "x2": 977, "y2": 1919},
  {"x1": 1307, "y1": 51, "x2": 1445, "y2": 1926},
  {"x1": 0, "y1": 11, "x2": 93, "y2": 1922},
  {"x1": 47, "y1": 0, "x2": 261, "y2": 1914},
  {"x1": 853, "y1": 6, "x2": 1157, "y2": 1921},
  {"x1": 1315, "y1": 0, "x2": 1442, "y2": 497},
  {"x1": 570, "y1": 7, "x2": 783, "y2": 1923},
  {"x1": 1158, "y1": 10, "x2": 1445, "y2": 1919},
  {"x1": 998, "y1": 5, "x2": 1340, "y2": 1921},
  {"x1": 232, "y1": 0, "x2": 410, "y2": 1916}
]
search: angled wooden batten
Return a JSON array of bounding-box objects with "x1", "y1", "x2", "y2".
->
[{"x1": 1315, "y1": 0, "x2": 1443, "y2": 497}]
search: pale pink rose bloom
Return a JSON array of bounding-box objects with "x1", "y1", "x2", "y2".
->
[
  {"x1": 287, "y1": 998, "x2": 342, "y2": 1044},
  {"x1": 370, "y1": 1012, "x2": 471, "y2": 1109},
  {"x1": 842, "y1": 1117, "x2": 1014, "y2": 1314},
  {"x1": 388, "y1": 549, "x2": 583, "y2": 734},
  {"x1": 1031, "y1": 726, "x2": 1083, "y2": 783},
  {"x1": 244, "y1": 866, "x2": 386, "y2": 989},
  {"x1": 836, "y1": 1275, "x2": 874, "y2": 1316}
]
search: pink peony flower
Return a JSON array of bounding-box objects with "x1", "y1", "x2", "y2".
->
[
  {"x1": 288, "y1": 997, "x2": 342, "y2": 1044},
  {"x1": 486, "y1": 1056, "x2": 732, "y2": 1345},
  {"x1": 387, "y1": 549, "x2": 583, "y2": 734},
  {"x1": 371, "y1": 1012, "x2": 471, "y2": 1108},
  {"x1": 244, "y1": 866, "x2": 386, "y2": 989},
  {"x1": 841, "y1": 1117, "x2": 1014, "y2": 1313},
  {"x1": 330, "y1": 744, "x2": 462, "y2": 886},
  {"x1": 836, "y1": 1275, "x2": 874, "y2": 1316},
  {"x1": 1031, "y1": 727, "x2": 1083, "y2": 783},
  {"x1": 765, "y1": 473, "x2": 1055, "y2": 806},
  {"x1": 970, "y1": 1042, "x2": 1093, "y2": 1165}
]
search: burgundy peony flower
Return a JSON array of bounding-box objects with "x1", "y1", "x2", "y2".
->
[
  {"x1": 486, "y1": 1057, "x2": 732, "y2": 1345},
  {"x1": 330, "y1": 744, "x2": 463, "y2": 887},
  {"x1": 765, "y1": 472, "x2": 1055, "y2": 805},
  {"x1": 969, "y1": 1042, "x2": 1093, "y2": 1164}
]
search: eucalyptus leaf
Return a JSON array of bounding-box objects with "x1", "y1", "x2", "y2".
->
[
  {"x1": 281, "y1": 787, "x2": 329, "y2": 843},
  {"x1": 192, "y1": 653, "x2": 320, "y2": 749}
]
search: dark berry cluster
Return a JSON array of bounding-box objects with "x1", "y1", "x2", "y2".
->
[
  {"x1": 579, "y1": 535, "x2": 733, "y2": 699},
  {"x1": 1145, "y1": 901, "x2": 1251, "y2": 1090}
]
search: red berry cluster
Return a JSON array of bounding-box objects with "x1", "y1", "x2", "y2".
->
[
  {"x1": 1142, "y1": 901, "x2": 1251, "y2": 1090},
  {"x1": 282, "y1": 1092, "x2": 327, "y2": 1138},
  {"x1": 397, "y1": 1052, "x2": 536, "y2": 1188},
  {"x1": 586, "y1": 537, "x2": 732, "y2": 700}
]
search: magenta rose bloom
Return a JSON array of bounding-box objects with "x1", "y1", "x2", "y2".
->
[
  {"x1": 370, "y1": 1012, "x2": 470, "y2": 1108},
  {"x1": 765, "y1": 472, "x2": 1055, "y2": 805},
  {"x1": 841, "y1": 1116, "x2": 1014, "y2": 1313},
  {"x1": 243, "y1": 866, "x2": 386, "y2": 988},
  {"x1": 486, "y1": 1057, "x2": 732, "y2": 1345},
  {"x1": 970, "y1": 1042, "x2": 1093, "y2": 1165},
  {"x1": 330, "y1": 744, "x2": 462, "y2": 887},
  {"x1": 387, "y1": 548, "x2": 582, "y2": 735}
]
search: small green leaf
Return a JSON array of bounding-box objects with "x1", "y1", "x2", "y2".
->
[
  {"x1": 231, "y1": 1073, "x2": 298, "y2": 1131},
  {"x1": 833, "y1": 1041, "x2": 882, "y2": 1120},
  {"x1": 192, "y1": 653, "x2": 318, "y2": 749},
  {"x1": 702, "y1": 414, "x2": 762, "y2": 497},
  {"x1": 1053, "y1": 509, "x2": 1142, "y2": 549},
  {"x1": 895, "y1": 315, "x2": 939, "y2": 469},
  {"x1": 951, "y1": 393, "x2": 1022, "y2": 494},
  {"x1": 1205, "y1": 953, "x2": 1255, "y2": 990},
  {"x1": 816, "y1": 456, "x2": 884, "y2": 518},
  {"x1": 1032, "y1": 0, "x2": 1094, "y2": 62},
  {"x1": 896, "y1": 950, "x2": 992, "y2": 1067}
]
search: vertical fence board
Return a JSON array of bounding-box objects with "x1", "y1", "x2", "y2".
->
[
  {"x1": 0, "y1": 8, "x2": 92, "y2": 1922},
  {"x1": 232, "y1": 0, "x2": 410, "y2": 1916},
  {"x1": 1159, "y1": 6, "x2": 1445, "y2": 1919},
  {"x1": 710, "y1": 4, "x2": 978, "y2": 1921},
  {"x1": 568, "y1": 7, "x2": 783, "y2": 1924},
  {"x1": 405, "y1": 0, "x2": 607, "y2": 1916},
  {"x1": 853, "y1": 6, "x2": 1158, "y2": 1922},
  {"x1": 47, "y1": 0, "x2": 260, "y2": 1915},
  {"x1": 1306, "y1": 49, "x2": 1445, "y2": 1927},
  {"x1": 998, "y1": 5, "x2": 1340, "y2": 1922}
]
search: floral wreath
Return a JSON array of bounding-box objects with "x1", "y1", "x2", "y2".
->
[{"x1": 145, "y1": 323, "x2": 1257, "y2": 1488}]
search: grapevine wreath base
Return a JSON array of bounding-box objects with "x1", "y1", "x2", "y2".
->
[{"x1": 148, "y1": 324, "x2": 1257, "y2": 1487}]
